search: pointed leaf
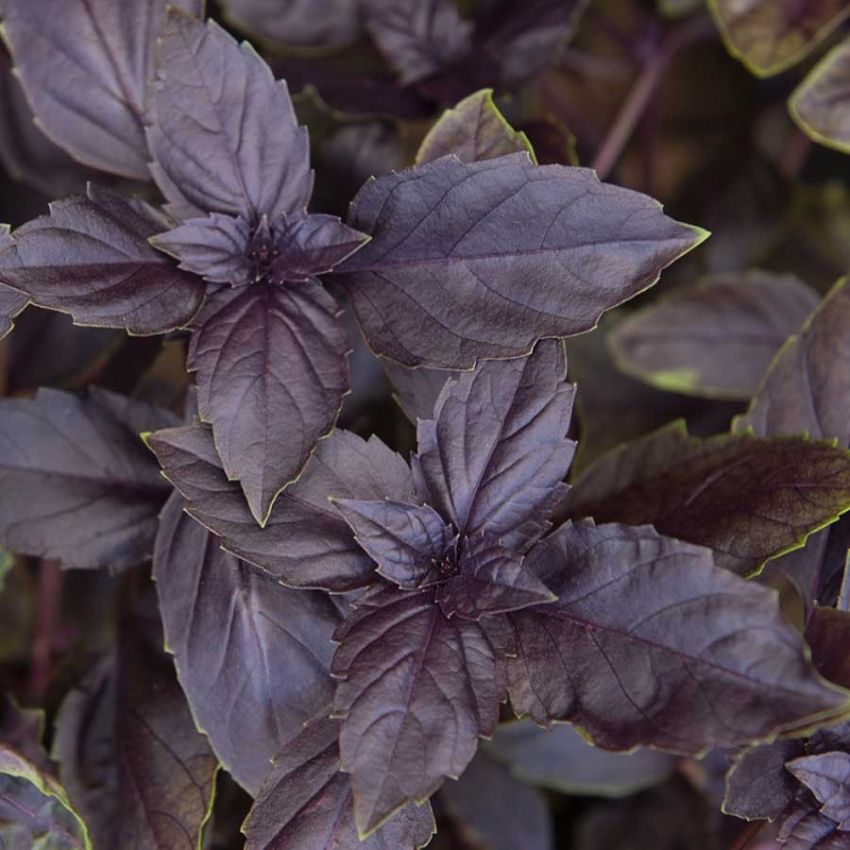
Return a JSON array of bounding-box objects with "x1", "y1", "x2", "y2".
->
[
  {"x1": 52, "y1": 643, "x2": 218, "y2": 850},
  {"x1": 0, "y1": 227, "x2": 27, "y2": 339},
  {"x1": 708, "y1": 0, "x2": 850, "y2": 76},
  {"x1": 610, "y1": 270, "x2": 818, "y2": 400},
  {"x1": 736, "y1": 277, "x2": 850, "y2": 446},
  {"x1": 147, "y1": 422, "x2": 415, "y2": 591},
  {"x1": 147, "y1": 12, "x2": 312, "y2": 222},
  {"x1": 723, "y1": 740, "x2": 804, "y2": 821},
  {"x1": 416, "y1": 89, "x2": 535, "y2": 165},
  {"x1": 0, "y1": 388, "x2": 173, "y2": 571},
  {"x1": 243, "y1": 717, "x2": 435, "y2": 850},
  {"x1": 506, "y1": 521, "x2": 850, "y2": 752},
  {"x1": 437, "y1": 535, "x2": 555, "y2": 619},
  {"x1": 792, "y1": 38, "x2": 850, "y2": 152},
  {"x1": 338, "y1": 153, "x2": 707, "y2": 368},
  {"x1": 778, "y1": 804, "x2": 850, "y2": 850},
  {"x1": 0, "y1": 186, "x2": 205, "y2": 334},
  {"x1": 332, "y1": 590, "x2": 499, "y2": 836},
  {"x1": 788, "y1": 753, "x2": 850, "y2": 829},
  {"x1": 333, "y1": 499, "x2": 452, "y2": 589},
  {"x1": 189, "y1": 280, "x2": 350, "y2": 523},
  {"x1": 154, "y1": 493, "x2": 341, "y2": 793},
  {"x1": 0, "y1": 745, "x2": 90, "y2": 849},
  {"x1": 222, "y1": 0, "x2": 362, "y2": 50},
  {"x1": 2, "y1": 0, "x2": 202, "y2": 178},
  {"x1": 416, "y1": 340, "x2": 574, "y2": 551},
  {"x1": 565, "y1": 423, "x2": 850, "y2": 576}
]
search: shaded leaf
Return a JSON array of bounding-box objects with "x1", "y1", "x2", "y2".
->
[
  {"x1": 506, "y1": 521, "x2": 850, "y2": 752},
  {"x1": 0, "y1": 186, "x2": 205, "y2": 334},
  {"x1": 222, "y1": 0, "x2": 362, "y2": 49},
  {"x1": 338, "y1": 153, "x2": 707, "y2": 368},
  {"x1": 0, "y1": 745, "x2": 90, "y2": 849},
  {"x1": 243, "y1": 717, "x2": 435, "y2": 850},
  {"x1": 383, "y1": 360, "x2": 455, "y2": 423},
  {"x1": 147, "y1": 422, "x2": 415, "y2": 591},
  {"x1": 779, "y1": 802, "x2": 850, "y2": 849},
  {"x1": 565, "y1": 422, "x2": 850, "y2": 576},
  {"x1": 610, "y1": 271, "x2": 818, "y2": 400},
  {"x1": 415, "y1": 89, "x2": 535, "y2": 165},
  {"x1": 0, "y1": 388, "x2": 173, "y2": 571},
  {"x1": 708, "y1": 0, "x2": 850, "y2": 76},
  {"x1": 723, "y1": 740, "x2": 804, "y2": 821},
  {"x1": 2, "y1": 0, "x2": 202, "y2": 178},
  {"x1": 484, "y1": 719, "x2": 675, "y2": 797},
  {"x1": 188, "y1": 280, "x2": 349, "y2": 523},
  {"x1": 52, "y1": 642, "x2": 218, "y2": 850},
  {"x1": 0, "y1": 226, "x2": 27, "y2": 339},
  {"x1": 154, "y1": 493, "x2": 341, "y2": 793},
  {"x1": 333, "y1": 499, "x2": 452, "y2": 589},
  {"x1": 0, "y1": 697, "x2": 47, "y2": 773},
  {"x1": 416, "y1": 339, "x2": 575, "y2": 551},
  {"x1": 441, "y1": 750, "x2": 552, "y2": 850},
  {"x1": 332, "y1": 590, "x2": 499, "y2": 836},
  {"x1": 807, "y1": 606, "x2": 850, "y2": 689},
  {"x1": 147, "y1": 12, "x2": 312, "y2": 222},
  {"x1": 788, "y1": 753, "x2": 850, "y2": 829}
]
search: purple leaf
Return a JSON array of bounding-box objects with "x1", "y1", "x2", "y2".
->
[
  {"x1": 2, "y1": 0, "x2": 202, "y2": 179},
  {"x1": 147, "y1": 12, "x2": 313, "y2": 222},
  {"x1": 243, "y1": 717, "x2": 436, "y2": 850},
  {"x1": 154, "y1": 493, "x2": 342, "y2": 793},
  {"x1": 337, "y1": 153, "x2": 707, "y2": 368},
  {"x1": 146, "y1": 422, "x2": 415, "y2": 591},
  {"x1": 52, "y1": 640, "x2": 218, "y2": 850},
  {"x1": 332, "y1": 589, "x2": 500, "y2": 836},
  {"x1": 188, "y1": 280, "x2": 350, "y2": 523},
  {"x1": 610, "y1": 270, "x2": 819, "y2": 400},
  {"x1": 0, "y1": 388, "x2": 174, "y2": 571},
  {"x1": 0, "y1": 226, "x2": 28, "y2": 338},
  {"x1": 789, "y1": 752, "x2": 850, "y2": 829},
  {"x1": 333, "y1": 499, "x2": 453, "y2": 589},
  {"x1": 383, "y1": 360, "x2": 455, "y2": 423},
  {"x1": 0, "y1": 186, "x2": 205, "y2": 334},
  {"x1": 436, "y1": 534, "x2": 555, "y2": 619},
  {"x1": 364, "y1": 0, "x2": 474, "y2": 86},
  {"x1": 506, "y1": 521, "x2": 850, "y2": 752},
  {"x1": 723, "y1": 740, "x2": 805, "y2": 821},
  {"x1": 565, "y1": 422, "x2": 850, "y2": 576},
  {"x1": 779, "y1": 802, "x2": 850, "y2": 849},
  {"x1": 416, "y1": 340, "x2": 574, "y2": 551}
]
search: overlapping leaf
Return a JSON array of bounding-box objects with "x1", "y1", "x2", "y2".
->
[
  {"x1": 2, "y1": 0, "x2": 202, "y2": 178},
  {"x1": 0, "y1": 226, "x2": 28, "y2": 338},
  {"x1": 337, "y1": 153, "x2": 707, "y2": 367},
  {"x1": 724, "y1": 739, "x2": 804, "y2": 821},
  {"x1": 243, "y1": 718, "x2": 435, "y2": 849},
  {"x1": 188, "y1": 280, "x2": 350, "y2": 523},
  {"x1": 146, "y1": 422, "x2": 415, "y2": 591},
  {"x1": 506, "y1": 521, "x2": 850, "y2": 751},
  {"x1": 792, "y1": 39, "x2": 850, "y2": 153},
  {"x1": 154, "y1": 494, "x2": 341, "y2": 793},
  {"x1": 565, "y1": 422, "x2": 850, "y2": 575},
  {"x1": 147, "y1": 12, "x2": 312, "y2": 222},
  {"x1": 0, "y1": 186, "x2": 205, "y2": 334},
  {"x1": 610, "y1": 271, "x2": 818, "y2": 399},
  {"x1": 789, "y1": 753, "x2": 850, "y2": 829},
  {"x1": 0, "y1": 388, "x2": 174, "y2": 571}
]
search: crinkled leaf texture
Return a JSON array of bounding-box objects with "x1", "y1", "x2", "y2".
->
[
  {"x1": 0, "y1": 186, "x2": 205, "y2": 335},
  {"x1": 146, "y1": 422, "x2": 416, "y2": 592},
  {"x1": 779, "y1": 804, "x2": 850, "y2": 849},
  {"x1": 332, "y1": 587, "x2": 501, "y2": 837},
  {"x1": 2, "y1": 0, "x2": 202, "y2": 178},
  {"x1": 565, "y1": 422, "x2": 850, "y2": 576},
  {"x1": 147, "y1": 12, "x2": 312, "y2": 223},
  {"x1": 610, "y1": 270, "x2": 818, "y2": 399},
  {"x1": 0, "y1": 387, "x2": 174, "y2": 571},
  {"x1": 708, "y1": 0, "x2": 850, "y2": 77},
  {"x1": 789, "y1": 752, "x2": 850, "y2": 829},
  {"x1": 154, "y1": 493, "x2": 342, "y2": 793},
  {"x1": 336, "y1": 153, "x2": 707, "y2": 368},
  {"x1": 243, "y1": 717, "x2": 435, "y2": 850},
  {"x1": 0, "y1": 745, "x2": 91, "y2": 849},
  {"x1": 52, "y1": 641, "x2": 218, "y2": 850},
  {"x1": 415, "y1": 89, "x2": 535, "y2": 165},
  {"x1": 506, "y1": 520, "x2": 850, "y2": 752},
  {"x1": 188, "y1": 280, "x2": 350, "y2": 524}
]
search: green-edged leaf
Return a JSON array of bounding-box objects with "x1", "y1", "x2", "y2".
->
[
  {"x1": 708, "y1": 0, "x2": 850, "y2": 77},
  {"x1": 0, "y1": 745, "x2": 90, "y2": 849},
  {"x1": 154, "y1": 493, "x2": 341, "y2": 794},
  {"x1": 415, "y1": 89, "x2": 535, "y2": 165},
  {"x1": 610, "y1": 271, "x2": 818, "y2": 400},
  {"x1": 723, "y1": 739, "x2": 804, "y2": 821},
  {"x1": 565, "y1": 422, "x2": 850, "y2": 576},
  {"x1": 506, "y1": 521, "x2": 850, "y2": 752},
  {"x1": 52, "y1": 641, "x2": 217, "y2": 850}
]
